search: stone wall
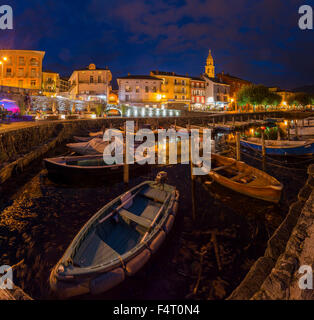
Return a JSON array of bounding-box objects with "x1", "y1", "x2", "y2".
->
[{"x1": 228, "y1": 165, "x2": 314, "y2": 300}]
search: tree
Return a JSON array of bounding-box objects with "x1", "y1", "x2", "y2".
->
[
  {"x1": 95, "y1": 103, "x2": 105, "y2": 117},
  {"x1": 237, "y1": 85, "x2": 282, "y2": 111}
]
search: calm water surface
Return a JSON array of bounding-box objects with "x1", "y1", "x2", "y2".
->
[{"x1": 0, "y1": 126, "x2": 312, "y2": 300}]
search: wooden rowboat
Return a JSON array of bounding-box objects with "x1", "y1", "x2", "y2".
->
[
  {"x1": 240, "y1": 138, "x2": 314, "y2": 156},
  {"x1": 204, "y1": 153, "x2": 283, "y2": 203},
  {"x1": 49, "y1": 175, "x2": 179, "y2": 298},
  {"x1": 44, "y1": 154, "x2": 151, "y2": 184}
]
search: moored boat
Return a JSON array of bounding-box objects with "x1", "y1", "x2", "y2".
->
[
  {"x1": 49, "y1": 174, "x2": 179, "y2": 298},
  {"x1": 203, "y1": 153, "x2": 283, "y2": 203},
  {"x1": 240, "y1": 137, "x2": 314, "y2": 156},
  {"x1": 44, "y1": 154, "x2": 151, "y2": 183}
]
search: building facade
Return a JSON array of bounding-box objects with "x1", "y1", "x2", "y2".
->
[
  {"x1": 269, "y1": 87, "x2": 295, "y2": 105},
  {"x1": 0, "y1": 49, "x2": 45, "y2": 91},
  {"x1": 42, "y1": 71, "x2": 60, "y2": 97},
  {"x1": 59, "y1": 77, "x2": 70, "y2": 93},
  {"x1": 150, "y1": 71, "x2": 191, "y2": 110},
  {"x1": 117, "y1": 75, "x2": 163, "y2": 107},
  {"x1": 216, "y1": 72, "x2": 252, "y2": 100},
  {"x1": 202, "y1": 50, "x2": 230, "y2": 109},
  {"x1": 68, "y1": 63, "x2": 112, "y2": 102},
  {"x1": 190, "y1": 77, "x2": 206, "y2": 110}
]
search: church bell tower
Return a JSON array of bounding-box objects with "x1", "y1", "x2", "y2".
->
[{"x1": 205, "y1": 49, "x2": 215, "y2": 78}]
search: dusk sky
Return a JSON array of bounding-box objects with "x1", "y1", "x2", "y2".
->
[{"x1": 1, "y1": 0, "x2": 314, "y2": 89}]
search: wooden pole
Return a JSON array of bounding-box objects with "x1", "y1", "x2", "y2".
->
[
  {"x1": 190, "y1": 139, "x2": 196, "y2": 221},
  {"x1": 123, "y1": 121, "x2": 129, "y2": 184},
  {"x1": 261, "y1": 131, "x2": 266, "y2": 158},
  {"x1": 174, "y1": 119, "x2": 177, "y2": 130},
  {"x1": 295, "y1": 120, "x2": 299, "y2": 139},
  {"x1": 236, "y1": 132, "x2": 241, "y2": 161},
  {"x1": 287, "y1": 121, "x2": 290, "y2": 141}
]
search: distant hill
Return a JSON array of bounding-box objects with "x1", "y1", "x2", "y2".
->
[{"x1": 291, "y1": 85, "x2": 314, "y2": 94}]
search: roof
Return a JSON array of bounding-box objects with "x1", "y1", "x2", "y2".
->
[
  {"x1": 43, "y1": 70, "x2": 59, "y2": 74},
  {"x1": 73, "y1": 64, "x2": 110, "y2": 72},
  {"x1": 217, "y1": 73, "x2": 251, "y2": 83},
  {"x1": 151, "y1": 70, "x2": 191, "y2": 79},
  {"x1": 117, "y1": 75, "x2": 162, "y2": 80},
  {"x1": 203, "y1": 74, "x2": 229, "y2": 85},
  {"x1": 190, "y1": 76, "x2": 205, "y2": 82}
]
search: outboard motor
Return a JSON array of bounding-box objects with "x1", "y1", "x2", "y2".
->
[{"x1": 155, "y1": 171, "x2": 168, "y2": 190}]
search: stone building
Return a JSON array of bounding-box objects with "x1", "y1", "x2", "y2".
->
[
  {"x1": 216, "y1": 72, "x2": 252, "y2": 100},
  {"x1": 0, "y1": 49, "x2": 45, "y2": 92},
  {"x1": 68, "y1": 63, "x2": 112, "y2": 102},
  {"x1": 150, "y1": 70, "x2": 191, "y2": 110},
  {"x1": 190, "y1": 77, "x2": 206, "y2": 110},
  {"x1": 202, "y1": 50, "x2": 230, "y2": 109},
  {"x1": 117, "y1": 74, "x2": 163, "y2": 107},
  {"x1": 42, "y1": 71, "x2": 60, "y2": 97}
]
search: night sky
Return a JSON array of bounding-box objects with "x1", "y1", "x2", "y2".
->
[{"x1": 1, "y1": 0, "x2": 314, "y2": 89}]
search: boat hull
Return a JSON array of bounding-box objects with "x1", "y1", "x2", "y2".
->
[
  {"x1": 208, "y1": 154, "x2": 283, "y2": 203},
  {"x1": 49, "y1": 183, "x2": 179, "y2": 299},
  {"x1": 44, "y1": 156, "x2": 150, "y2": 184},
  {"x1": 240, "y1": 140, "x2": 314, "y2": 156}
]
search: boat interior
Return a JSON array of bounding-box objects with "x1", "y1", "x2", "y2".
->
[
  {"x1": 211, "y1": 156, "x2": 266, "y2": 185},
  {"x1": 72, "y1": 184, "x2": 170, "y2": 268}
]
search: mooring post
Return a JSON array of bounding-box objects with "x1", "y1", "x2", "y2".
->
[
  {"x1": 295, "y1": 120, "x2": 299, "y2": 139},
  {"x1": 188, "y1": 119, "x2": 191, "y2": 131},
  {"x1": 123, "y1": 121, "x2": 129, "y2": 184},
  {"x1": 174, "y1": 119, "x2": 177, "y2": 130},
  {"x1": 261, "y1": 131, "x2": 266, "y2": 158},
  {"x1": 189, "y1": 141, "x2": 196, "y2": 221},
  {"x1": 136, "y1": 119, "x2": 139, "y2": 132},
  {"x1": 287, "y1": 121, "x2": 290, "y2": 140},
  {"x1": 236, "y1": 132, "x2": 241, "y2": 161}
]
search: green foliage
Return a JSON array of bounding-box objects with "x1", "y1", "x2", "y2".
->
[
  {"x1": 237, "y1": 85, "x2": 282, "y2": 108},
  {"x1": 120, "y1": 104, "x2": 128, "y2": 116},
  {"x1": 95, "y1": 103, "x2": 105, "y2": 117}
]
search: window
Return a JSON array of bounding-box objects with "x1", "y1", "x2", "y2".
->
[
  {"x1": 17, "y1": 68, "x2": 24, "y2": 77},
  {"x1": 174, "y1": 95, "x2": 177, "y2": 99},
  {"x1": 136, "y1": 86, "x2": 140, "y2": 93},
  {"x1": 126, "y1": 86, "x2": 132, "y2": 92},
  {"x1": 182, "y1": 96, "x2": 185, "y2": 100},
  {"x1": 182, "y1": 80, "x2": 185, "y2": 85},
  {"x1": 18, "y1": 80, "x2": 23, "y2": 87},
  {"x1": 98, "y1": 76, "x2": 101, "y2": 83},
  {"x1": 31, "y1": 68, "x2": 36, "y2": 77},
  {"x1": 145, "y1": 86, "x2": 149, "y2": 93},
  {"x1": 30, "y1": 58, "x2": 38, "y2": 66},
  {"x1": 152, "y1": 87, "x2": 157, "y2": 93},
  {"x1": 182, "y1": 88, "x2": 185, "y2": 93},
  {"x1": 6, "y1": 68, "x2": 12, "y2": 76},
  {"x1": 125, "y1": 95, "x2": 129, "y2": 101},
  {"x1": 19, "y1": 57, "x2": 25, "y2": 65},
  {"x1": 90, "y1": 76, "x2": 94, "y2": 83},
  {"x1": 31, "y1": 80, "x2": 36, "y2": 87}
]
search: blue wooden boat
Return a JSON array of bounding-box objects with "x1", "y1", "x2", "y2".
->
[
  {"x1": 240, "y1": 138, "x2": 314, "y2": 156},
  {"x1": 49, "y1": 174, "x2": 179, "y2": 299}
]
